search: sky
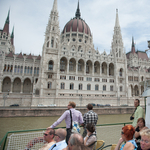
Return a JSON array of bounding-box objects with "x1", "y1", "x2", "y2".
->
[{"x1": 0, "y1": 0, "x2": 150, "y2": 56}]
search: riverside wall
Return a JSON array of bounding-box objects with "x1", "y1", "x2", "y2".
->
[{"x1": 0, "y1": 107, "x2": 142, "y2": 118}]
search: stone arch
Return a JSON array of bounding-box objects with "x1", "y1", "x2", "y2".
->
[
  {"x1": 102, "y1": 62, "x2": 107, "y2": 75},
  {"x1": 48, "y1": 60, "x2": 54, "y2": 71},
  {"x1": 69, "y1": 58, "x2": 76, "y2": 72},
  {"x1": 13, "y1": 77, "x2": 21, "y2": 93},
  {"x1": 23, "y1": 78, "x2": 31, "y2": 93},
  {"x1": 109, "y1": 63, "x2": 114, "y2": 76},
  {"x1": 60, "y1": 57, "x2": 67, "y2": 72},
  {"x1": 94, "y1": 61, "x2": 100, "y2": 74},
  {"x1": 2, "y1": 77, "x2": 11, "y2": 92},
  {"x1": 134, "y1": 85, "x2": 139, "y2": 96},
  {"x1": 86, "y1": 60, "x2": 92, "y2": 74},
  {"x1": 78, "y1": 59, "x2": 84, "y2": 73}
]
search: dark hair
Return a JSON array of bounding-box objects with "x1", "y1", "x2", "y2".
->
[
  {"x1": 137, "y1": 118, "x2": 145, "y2": 126},
  {"x1": 135, "y1": 99, "x2": 140, "y2": 104},
  {"x1": 122, "y1": 125, "x2": 135, "y2": 141},
  {"x1": 86, "y1": 123, "x2": 95, "y2": 133},
  {"x1": 87, "y1": 104, "x2": 93, "y2": 110},
  {"x1": 49, "y1": 128, "x2": 55, "y2": 135}
]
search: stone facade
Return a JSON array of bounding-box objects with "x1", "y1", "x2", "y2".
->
[{"x1": 0, "y1": 0, "x2": 149, "y2": 107}]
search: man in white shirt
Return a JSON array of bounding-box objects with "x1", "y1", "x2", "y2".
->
[{"x1": 49, "y1": 128, "x2": 67, "y2": 150}]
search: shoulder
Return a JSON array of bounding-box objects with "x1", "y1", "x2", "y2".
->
[{"x1": 123, "y1": 141, "x2": 135, "y2": 149}]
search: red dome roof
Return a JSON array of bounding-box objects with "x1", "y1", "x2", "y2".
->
[{"x1": 62, "y1": 17, "x2": 91, "y2": 36}]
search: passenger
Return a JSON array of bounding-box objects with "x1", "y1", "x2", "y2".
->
[
  {"x1": 48, "y1": 128, "x2": 67, "y2": 150},
  {"x1": 83, "y1": 103, "x2": 98, "y2": 137},
  {"x1": 84, "y1": 123, "x2": 97, "y2": 150},
  {"x1": 135, "y1": 118, "x2": 148, "y2": 148},
  {"x1": 25, "y1": 128, "x2": 55, "y2": 150},
  {"x1": 63, "y1": 133, "x2": 84, "y2": 150},
  {"x1": 115, "y1": 125, "x2": 137, "y2": 150},
  {"x1": 130, "y1": 99, "x2": 144, "y2": 128},
  {"x1": 139, "y1": 129, "x2": 150, "y2": 150},
  {"x1": 48, "y1": 101, "x2": 84, "y2": 144}
]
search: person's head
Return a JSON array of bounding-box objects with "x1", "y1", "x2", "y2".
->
[
  {"x1": 44, "y1": 128, "x2": 55, "y2": 143},
  {"x1": 137, "y1": 118, "x2": 145, "y2": 128},
  {"x1": 140, "y1": 129, "x2": 150, "y2": 150},
  {"x1": 86, "y1": 123, "x2": 95, "y2": 133},
  {"x1": 134, "y1": 99, "x2": 140, "y2": 108},
  {"x1": 68, "y1": 101, "x2": 76, "y2": 109},
  {"x1": 121, "y1": 125, "x2": 135, "y2": 141},
  {"x1": 87, "y1": 104, "x2": 93, "y2": 110},
  {"x1": 54, "y1": 128, "x2": 67, "y2": 142},
  {"x1": 68, "y1": 133, "x2": 84, "y2": 150}
]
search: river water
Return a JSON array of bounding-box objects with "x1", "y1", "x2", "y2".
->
[{"x1": 0, "y1": 114, "x2": 131, "y2": 142}]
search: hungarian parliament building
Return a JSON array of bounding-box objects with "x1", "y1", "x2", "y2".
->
[{"x1": 0, "y1": 0, "x2": 149, "y2": 106}]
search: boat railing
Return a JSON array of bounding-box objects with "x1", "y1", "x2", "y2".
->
[{"x1": 0, "y1": 122, "x2": 132, "y2": 150}]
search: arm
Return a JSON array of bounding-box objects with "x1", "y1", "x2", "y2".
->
[
  {"x1": 115, "y1": 138, "x2": 124, "y2": 150},
  {"x1": 84, "y1": 135, "x2": 96, "y2": 147},
  {"x1": 79, "y1": 112, "x2": 84, "y2": 125},
  {"x1": 50, "y1": 111, "x2": 68, "y2": 128}
]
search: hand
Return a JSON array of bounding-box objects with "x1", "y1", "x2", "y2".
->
[
  {"x1": 118, "y1": 138, "x2": 124, "y2": 145},
  {"x1": 130, "y1": 116, "x2": 134, "y2": 120}
]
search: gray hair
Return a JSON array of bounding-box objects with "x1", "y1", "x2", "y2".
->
[
  {"x1": 140, "y1": 129, "x2": 150, "y2": 138},
  {"x1": 69, "y1": 133, "x2": 84, "y2": 146}
]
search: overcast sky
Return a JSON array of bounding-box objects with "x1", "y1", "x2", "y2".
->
[{"x1": 0, "y1": 0, "x2": 150, "y2": 56}]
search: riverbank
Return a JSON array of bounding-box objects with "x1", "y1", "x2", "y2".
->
[{"x1": 0, "y1": 106, "x2": 139, "y2": 117}]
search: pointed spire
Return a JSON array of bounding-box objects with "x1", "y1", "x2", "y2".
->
[
  {"x1": 3, "y1": 10, "x2": 10, "y2": 35},
  {"x1": 11, "y1": 26, "x2": 14, "y2": 45},
  {"x1": 52, "y1": 0, "x2": 58, "y2": 12},
  {"x1": 115, "y1": 9, "x2": 120, "y2": 27},
  {"x1": 131, "y1": 36, "x2": 136, "y2": 53},
  {"x1": 75, "y1": 0, "x2": 81, "y2": 18}
]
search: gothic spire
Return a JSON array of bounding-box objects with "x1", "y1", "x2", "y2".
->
[
  {"x1": 131, "y1": 36, "x2": 136, "y2": 53},
  {"x1": 115, "y1": 9, "x2": 120, "y2": 27},
  {"x1": 52, "y1": 0, "x2": 58, "y2": 12},
  {"x1": 75, "y1": 0, "x2": 81, "y2": 18},
  {"x1": 11, "y1": 26, "x2": 14, "y2": 45},
  {"x1": 3, "y1": 10, "x2": 10, "y2": 35}
]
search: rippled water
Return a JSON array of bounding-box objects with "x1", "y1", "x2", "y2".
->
[{"x1": 0, "y1": 114, "x2": 131, "y2": 142}]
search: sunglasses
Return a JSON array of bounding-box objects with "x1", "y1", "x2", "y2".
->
[
  {"x1": 44, "y1": 133, "x2": 53, "y2": 136},
  {"x1": 121, "y1": 131, "x2": 124, "y2": 134}
]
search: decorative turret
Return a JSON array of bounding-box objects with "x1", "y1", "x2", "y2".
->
[
  {"x1": 111, "y1": 9, "x2": 124, "y2": 58},
  {"x1": 3, "y1": 10, "x2": 10, "y2": 35},
  {"x1": 131, "y1": 37, "x2": 136, "y2": 53},
  {"x1": 11, "y1": 26, "x2": 14, "y2": 45},
  {"x1": 75, "y1": 1, "x2": 81, "y2": 18}
]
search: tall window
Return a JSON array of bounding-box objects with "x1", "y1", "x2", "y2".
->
[
  {"x1": 37, "y1": 67, "x2": 39, "y2": 75},
  {"x1": 87, "y1": 84, "x2": 91, "y2": 90},
  {"x1": 48, "y1": 82, "x2": 52, "y2": 89},
  {"x1": 27, "y1": 67, "x2": 30, "y2": 74},
  {"x1": 78, "y1": 62, "x2": 82, "y2": 71},
  {"x1": 70, "y1": 83, "x2": 74, "y2": 90},
  {"x1": 48, "y1": 61, "x2": 53, "y2": 70},
  {"x1": 24, "y1": 66, "x2": 27, "y2": 74},
  {"x1": 51, "y1": 37, "x2": 54, "y2": 47},
  {"x1": 61, "y1": 83, "x2": 65, "y2": 89},
  {"x1": 95, "y1": 85, "x2": 99, "y2": 91},
  {"x1": 17, "y1": 66, "x2": 20, "y2": 73},
  {"x1": 110, "y1": 86, "x2": 113, "y2": 91},
  {"x1": 119, "y1": 68, "x2": 123, "y2": 76},
  {"x1": 30, "y1": 67, "x2": 32, "y2": 74},
  {"x1": 120, "y1": 86, "x2": 123, "y2": 92},
  {"x1": 79, "y1": 84, "x2": 82, "y2": 90},
  {"x1": 103, "y1": 85, "x2": 106, "y2": 91},
  {"x1": 69, "y1": 60, "x2": 74, "y2": 71},
  {"x1": 34, "y1": 67, "x2": 36, "y2": 75},
  {"x1": 20, "y1": 66, "x2": 23, "y2": 74},
  {"x1": 15, "y1": 65, "x2": 17, "y2": 73}
]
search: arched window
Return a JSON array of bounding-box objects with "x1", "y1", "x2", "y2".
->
[
  {"x1": 18, "y1": 66, "x2": 20, "y2": 73},
  {"x1": 87, "y1": 84, "x2": 91, "y2": 90},
  {"x1": 37, "y1": 67, "x2": 39, "y2": 75},
  {"x1": 79, "y1": 84, "x2": 82, "y2": 90},
  {"x1": 27, "y1": 67, "x2": 30, "y2": 74},
  {"x1": 103, "y1": 85, "x2": 106, "y2": 91},
  {"x1": 24, "y1": 66, "x2": 27, "y2": 74},
  {"x1": 47, "y1": 41, "x2": 49, "y2": 48},
  {"x1": 61, "y1": 83, "x2": 65, "y2": 89},
  {"x1": 10, "y1": 65, "x2": 13, "y2": 72},
  {"x1": 120, "y1": 86, "x2": 123, "y2": 92},
  {"x1": 34, "y1": 67, "x2": 36, "y2": 75},
  {"x1": 7, "y1": 65, "x2": 10, "y2": 72},
  {"x1": 48, "y1": 60, "x2": 53, "y2": 70},
  {"x1": 51, "y1": 37, "x2": 54, "y2": 48},
  {"x1": 30, "y1": 67, "x2": 32, "y2": 74},
  {"x1": 119, "y1": 68, "x2": 123, "y2": 76},
  {"x1": 110, "y1": 85, "x2": 113, "y2": 91},
  {"x1": 3, "y1": 64, "x2": 7, "y2": 72},
  {"x1": 48, "y1": 82, "x2": 52, "y2": 89},
  {"x1": 95, "y1": 85, "x2": 99, "y2": 91},
  {"x1": 15, "y1": 65, "x2": 17, "y2": 73},
  {"x1": 70, "y1": 83, "x2": 74, "y2": 90}
]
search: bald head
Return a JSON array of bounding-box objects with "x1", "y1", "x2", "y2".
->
[{"x1": 56, "y1": 128, "x2": 67, "y2": 141}]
